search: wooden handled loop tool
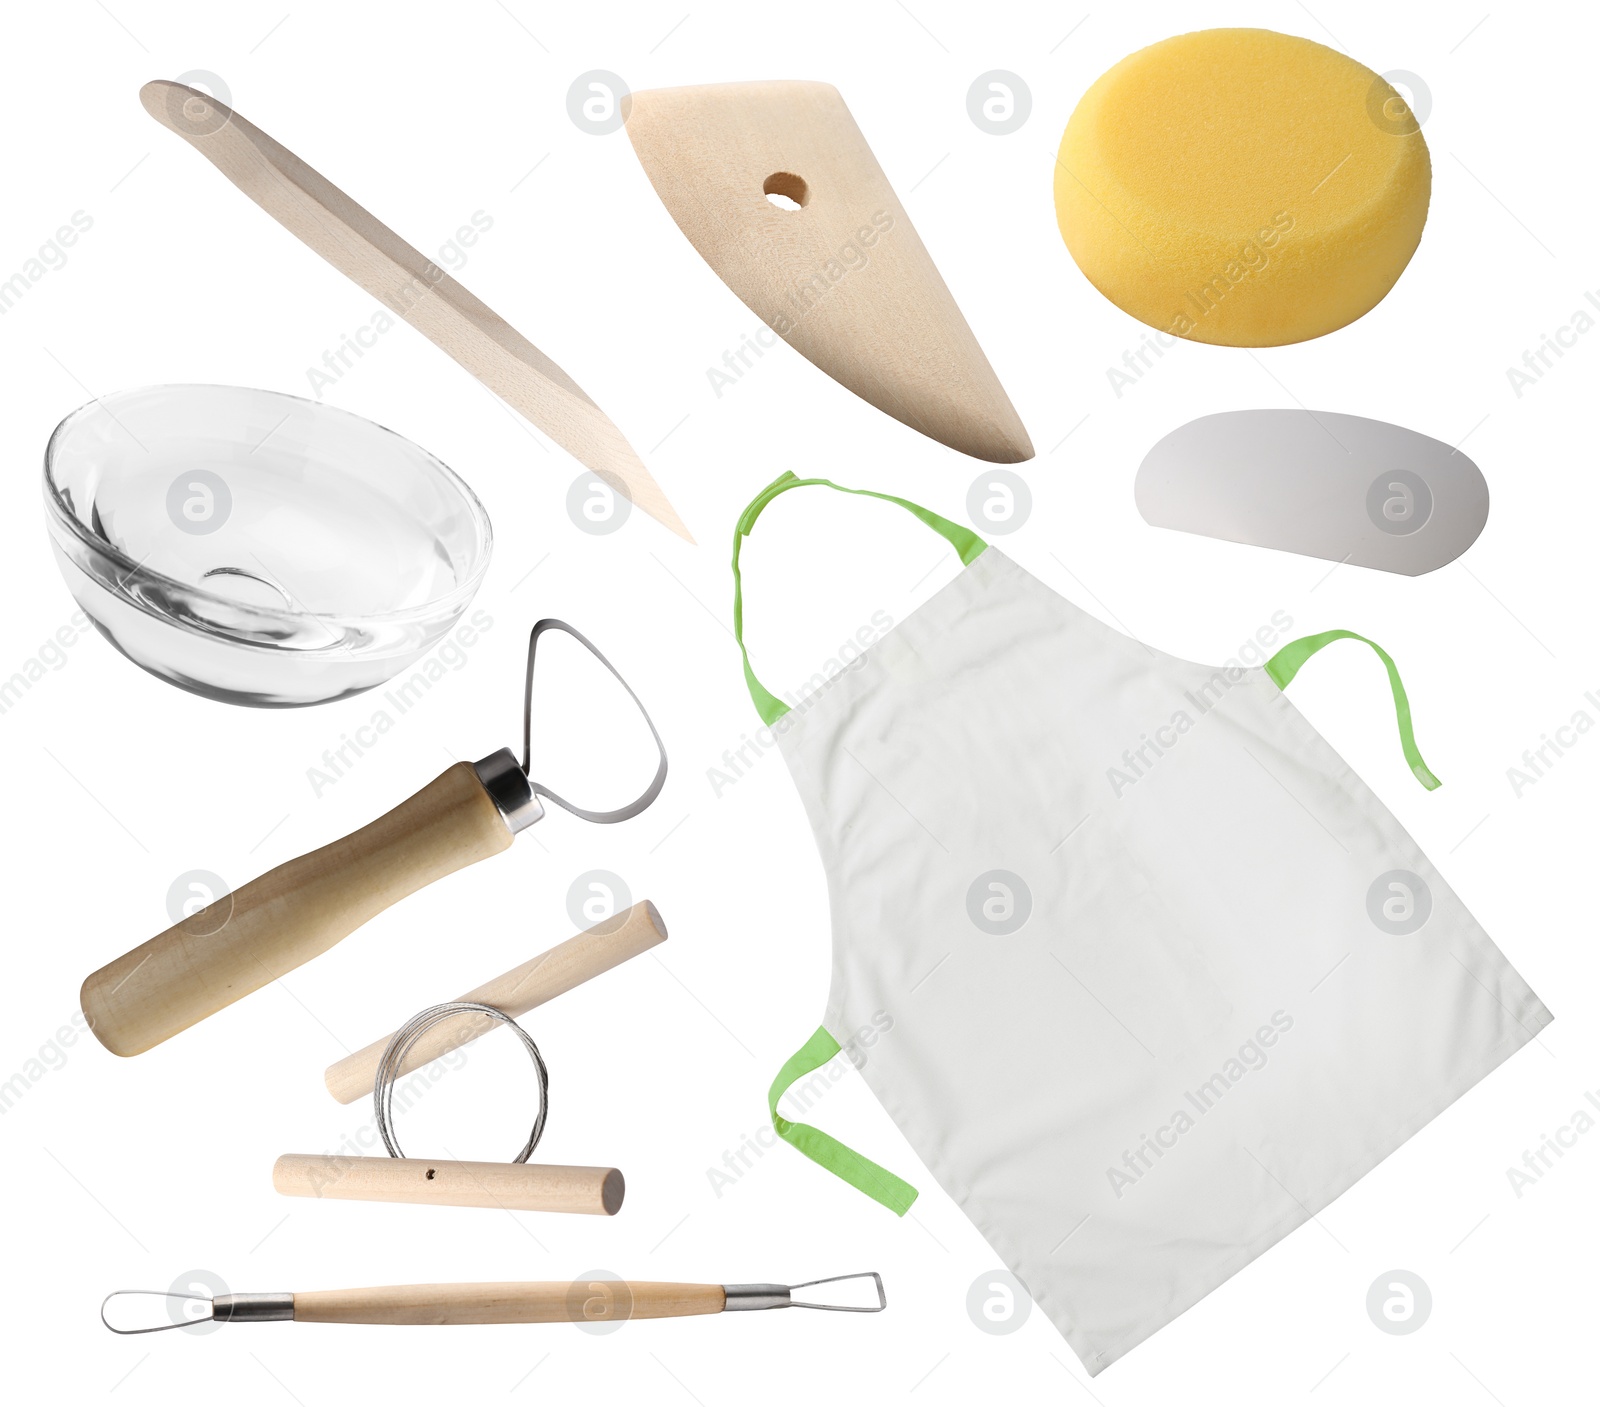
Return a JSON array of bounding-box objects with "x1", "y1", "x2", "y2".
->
[{"x1": 80, "y1": 620, "x2": 666, "y2": 1056}]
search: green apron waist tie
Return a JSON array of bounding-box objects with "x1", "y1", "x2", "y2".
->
[
  {"x1": 1266, "y1": 629, "x2": 1441, "y2": 790},
  {"x1": 770, "y1": 1026, "x2": 919, "y2": 1216}
]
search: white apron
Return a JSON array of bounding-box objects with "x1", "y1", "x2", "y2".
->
[{"x1": 734, "y1": 473, "x2": 1552, "y2": 1375}]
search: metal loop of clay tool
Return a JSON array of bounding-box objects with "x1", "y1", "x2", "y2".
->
[
  {"x1": 100, "y1": 1290, "x2": 215, "y2": 1335},
  {"x1": 373, "y1": 1002, "x2": 549, "y2": 1163},
  {"x1": 791, "y1": 1272, "x2": 888, "y2": 1312},
  {"x1": 723, "y1": 1272, "x2": 888, "y2": 1313},
  {"x1": 522, "y1": 618, "x2": 669, "y2": 824}
]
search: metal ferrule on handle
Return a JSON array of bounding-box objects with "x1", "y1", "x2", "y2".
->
[
  {"x1": 722, "y1": 1284, "x2": 793, "y2": 1311},
  {"x1": 214, "y1": 1293, "x2": 295, "y2": 1324},
  {"x1": 472, "y1": 748, "x2": 544, "y2": 834}
]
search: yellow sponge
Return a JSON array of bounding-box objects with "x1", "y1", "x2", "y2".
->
[{"x1": 1054, "y1": 29, "x2": 1431, "y2": 347}]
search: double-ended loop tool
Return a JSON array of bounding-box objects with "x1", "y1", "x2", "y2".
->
[{"x1": 102, "y1": 1274, "x2": 886, "y2": 1333}]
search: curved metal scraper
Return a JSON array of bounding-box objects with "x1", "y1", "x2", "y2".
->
[{"x1": 1136, "y1": 410, "x2": 1489, "y2": 575}]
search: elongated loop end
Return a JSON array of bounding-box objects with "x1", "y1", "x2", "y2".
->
[
  {"x1": 788, "y1": 1272, "x2": 887, "y2": 1312},
  {"x1": 100, "y1": 1290, "x2": 215, "y2": 1335},
  {"x1": 521, "y1": 619, "x2": 668, "y2": 824}
]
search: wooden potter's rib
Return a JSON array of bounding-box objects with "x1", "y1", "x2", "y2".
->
[
  {"x1": 140, "y1": 79, "x2": 692, "y2": 541},
  {"x1": 625, "y1": 81, "x2": 1033, "y2": 464}
]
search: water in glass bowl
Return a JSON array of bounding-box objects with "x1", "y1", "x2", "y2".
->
[{"x1": 44, "y1": 385, "x2": 493, "y2": 707}]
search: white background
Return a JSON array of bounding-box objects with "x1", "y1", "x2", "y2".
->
[{"x1": 2, "y1": 1, "x2": 1595, "y2": 1401}]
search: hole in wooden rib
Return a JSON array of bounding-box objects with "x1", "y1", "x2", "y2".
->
[
  {"x1": 425, "y1": 1168, "x2": 436, "y2": 1180},
  {"x1": 763, "y1": 172, "x2": 808, "y2": 210}
]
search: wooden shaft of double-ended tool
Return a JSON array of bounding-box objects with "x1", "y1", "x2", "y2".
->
[
  {"x1": 290, "y1": 1281, "x2": 727, "y2": 1324},
  {"x1": 80, "y1": 764, "x2": 511, "y2": 1057},
  {"x1": 324, "y1": 900, "x2": 667, "y2": 1103},
  {"x1": 272, "y1": 1156, "x2": 624, "y2": 1215}
]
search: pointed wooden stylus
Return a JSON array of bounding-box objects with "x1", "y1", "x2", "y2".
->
[{"x1": 141, "y1": 80, "x2": 692, "y2": 541}]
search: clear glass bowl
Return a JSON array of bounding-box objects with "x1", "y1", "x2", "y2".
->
[{"x1": 44, "y1": 385, "x2": 493, "y2": 707}]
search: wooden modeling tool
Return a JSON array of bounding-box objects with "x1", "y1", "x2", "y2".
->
[
  {"x1": 79, "y1": 621, "x2": 666, "y2": 1057},
  {"x1": 325, "y1": 901, "x2": 666, "y2": 1103},
  {"x1": 141, "y1": 79, "x2": 692, "y2": 540},
  {"x1": 102, "y1": 1274, "x2": 887, "y2": 1332},
  {"x1": 625, "y1": 81, "x2": 1033, "y2": 463}
]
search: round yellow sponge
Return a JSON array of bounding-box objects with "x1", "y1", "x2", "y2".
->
[{"x1": 1054, "y1": 29, "x2": 1431, "y2": 347}]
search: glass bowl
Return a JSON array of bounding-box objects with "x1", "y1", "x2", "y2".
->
[{"x1": 44, "y1": 385, "x2": 492, "y2": 707}]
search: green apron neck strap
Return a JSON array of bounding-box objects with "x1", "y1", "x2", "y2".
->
[
  {"x1": 769, "y1": 1025, "x2": 919, "y2": 1216},
  {"x1": 732, "y1": 472, "x2": 987, "y2": 726},
  {"x1": 1266, "y1": 629, "x2": 1441, "y2": 790}
]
